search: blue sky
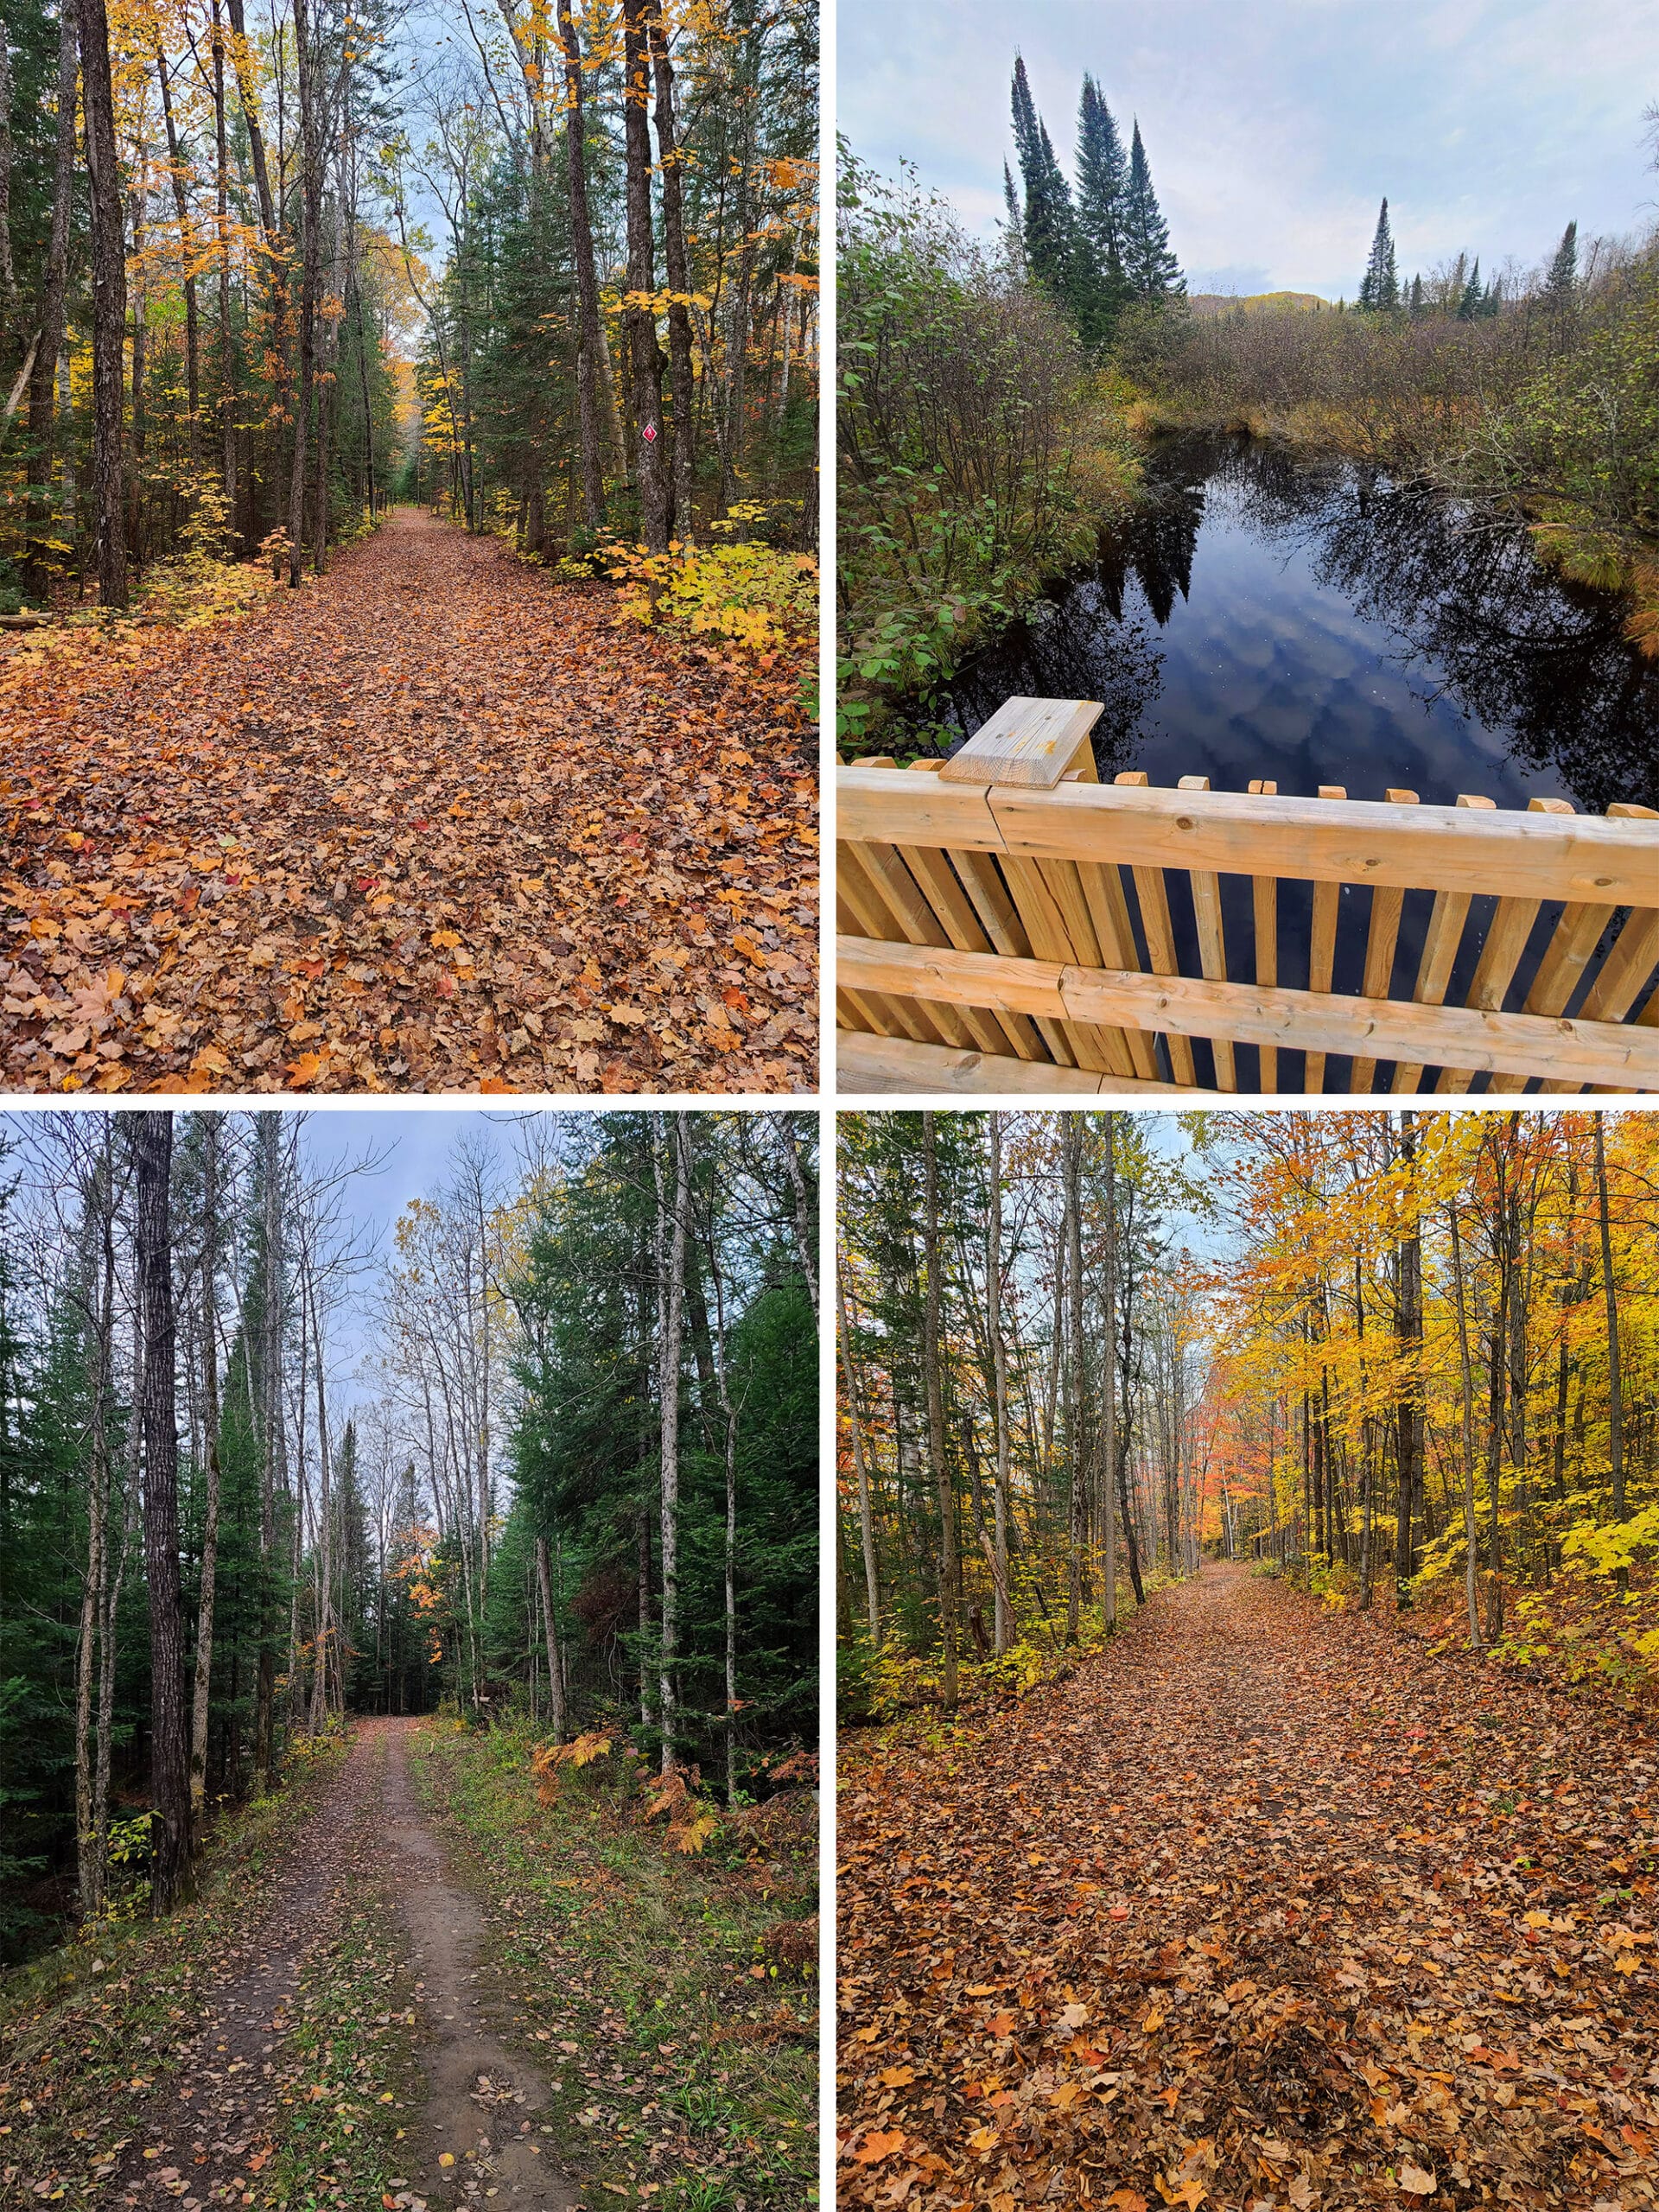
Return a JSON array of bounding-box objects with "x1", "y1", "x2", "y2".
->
[{"x1": 838, "y1": 0, "x2": 1659, "y2": 298}]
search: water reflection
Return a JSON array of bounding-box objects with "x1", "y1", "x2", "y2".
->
[{"x1": 938, "y1": 434, "x2": 1659, "y2": 814}]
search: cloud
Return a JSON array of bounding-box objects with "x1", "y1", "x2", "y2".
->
[{"x1": 838, "y1": 0, "x2": 1658, "y2": 295}]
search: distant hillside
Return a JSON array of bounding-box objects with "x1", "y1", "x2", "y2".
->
[{"x1": 1185, "y1": 290, "x2": 1332, "y2": 319}]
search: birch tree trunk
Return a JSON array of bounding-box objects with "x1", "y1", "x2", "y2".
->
[{"x1": 620, "y1": 0, "x2": 669, "y2": 550}]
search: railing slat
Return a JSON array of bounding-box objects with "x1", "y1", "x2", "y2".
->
[
  {"x1": 1181, "y1": 776, "x2": 1236, "y2": 1092},
  {"x1": 1352, "y1": 788, "x2": 1418, "y2": 1092},
  {"x1": 1249, "y1": 779, "x2": 1280, "y2": 1090},
  {"x1": 837, "y1": 1031, "x2": 1191, "y2": 1095},
  {"x1": 1306, "y1": 785, "x2": 1346, "y2": 1094},
  {"x1": 1119, "y1": 772, "x2": 1198, "y2": 1088}
]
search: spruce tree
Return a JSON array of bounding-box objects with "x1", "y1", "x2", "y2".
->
[
  {"x1": 1408, "y1": 271, "x2": 1424, "y2": 316},
  {"x1": 1001, "y1": 160, "x2": 1027, "y2": 277},
  {"x1": 1458, "y1": 254, "x2": 1482, "y2": 321},
  {"x1": 1357, "y1": 197, "x2": 1398, "y2": 311},
  {"x1": 1074, "y1": 73, "x2": 1130, "y2": 341},
  {"x1": 1010, "y1": 58, "x2": 1084, "y2": 313},
  {"x1": 1121, "y1": 119, "x2": 1184, "y2": 301},
  {"x1": 1546, "y1": 219, "x2": 1578, "y2": 302}
]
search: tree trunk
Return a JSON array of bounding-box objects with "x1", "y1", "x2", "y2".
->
[
  {"x1": 921, "y1": 1113, "x2": 957, "y2": 1707},
  {"x1": 836, "y1": 1248, "x2": 880, "y2": 1645},
  {"x1": 988, "y1": 1113, "x2": 1012, "y2": 1653},
  {"x1": 1594, "y1": 1118, "x2": 1627, "y2": 1583},
  {"x1": 655, "y1": 1116, "x2": 689, "y2": 1770},
  {"x1": 286, "y1": 0, "x2": 320, "y2": 586},
  {"x1": 211, "y1": 0, "x2": 236, "y2": 526},
  {"x1": 156, "y1": 52, "x2": 200, "y2": 467},
  {"x1": 76, "y1": 0, "x2": 129, "y2": 607},
  {"x1": 1101, "y1": 1112, "x2": 1117, "y2": 1630},
  {"x1": 1393, "y1": 1109, "x2": 1422, "y2": 1601},
  {"x1": 620, "y1": 0, "x2": 669, "y2": 550},
  {"x1": 534, "y1": 1535, "x2": 565, "y2": 1740},
  {"x1": 135, "y1": 1112, "x2": 190, "y2": 1910},
  {"x1": 1447, "y1": 1198, "x2": 1482, "y2": 1649},
  {"x1": 646, "y1": 5, "x2": 696, "y2": 536},
  {"x1": 189, "y1": 1121, "x2": 224, "y2": 1815},
  {"x1": 555, "y1": 0, "x2": 604, "y2": 528},
  {"x1": 22, "y1": 9, "x2": 75, "y2": 598}
]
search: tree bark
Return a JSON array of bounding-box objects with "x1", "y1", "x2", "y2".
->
[
  {"x1": 1393, "y1": 1109, "x2": 1422, "y2": 1601},
  {"x1": 156, "y1": 52, "x2": 200, "y2": 467},
  {"x1": 646, "y1": 5, "x2": 696, "y2": 536},
  {"x1": 76, "y1": 0, "x2": 130, "y2": 607},
  {"x1": 22, "y1": 9, "x2": 75, "y2": 598},
  {"x1": 555, "y1": 0, "x2": 604, "y2": 528},
  {"x1": 1101, "y1": 1112, "x2": 1117, "y2": 1631},
  {"x1": 534, "y1": 1534, "x2": 565, "y2": 1740},
  {"x1": 988, "y1": 1113, "x2": 1012, "y2": 1653},
  {"x1": 1447, "y1": 1198, "x2": 1482, "y2": 1649},
  {"x1": 620, "y1": 0, "x2": 669, "y2": 550},
  {"x1": 287, "y1": 0, "x2": 321, "y2": 584},
  {"x1": 189, "y1": 1121, "x2": 224, "y2": 1814},
  {"x1": 1594, "y1": 1118, "x2": 1627, "y2": 1580},
  {"x1": 655, "y1": 1116, "x2": 689, "y2": 1770},
  {"x1": 921, "y1": 1113, "x2": 957, "y2": 1707},
  {"x1": 135, "y1": 1112, "x2": 190, "y2": 1910}
]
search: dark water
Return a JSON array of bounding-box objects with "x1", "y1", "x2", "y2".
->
[{"x1": 938, "y1": 434, "x2": 1659, "y2": 816}]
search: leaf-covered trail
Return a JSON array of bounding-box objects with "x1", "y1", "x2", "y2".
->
[
  {"x1": 111, "y1": 1718, "x2": 575, "y2": 2210},
  {"x1": 0, "y1": 509, "x2": 817, "y2": 1093},
  {"x1": 837, "y1": 1564, "x2": 1658, "y2": 2211}
]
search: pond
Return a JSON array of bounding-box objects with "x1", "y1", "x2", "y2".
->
[{"x1": 936, "y1": 433, "x2": 1659, "y2": 817}]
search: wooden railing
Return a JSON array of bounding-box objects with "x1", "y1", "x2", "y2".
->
[{"x1": 836, "y1": 696, "x2": 1659, "y2": 1096}]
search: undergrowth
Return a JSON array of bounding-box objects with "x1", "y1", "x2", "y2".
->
[
  {"x1": 409, "y1": 1715, "x2": 817, "y2": 2212},
  {"x1": 0, "y1": 1741, "x2": 351, "y2": 2209}
]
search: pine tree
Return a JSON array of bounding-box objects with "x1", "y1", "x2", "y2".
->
[
  {"x1": 1547, "y1": 219, "x2": 1578, "y2": 302},
  {"x1": 1408, "y1": 272, "x2": 1424, "y2": 317},
  {"x1": 1074, "y1": 73, "x2": 1130, "y2": 342},
  {"x1": 1458, "y1": 254, "x2": 1482, "y2": 321},
  {"x1": 1357, "y1": 197, "x2": 1398, "y2": 311},
  {"x1": 1121, "y1": 119, "x2": 1183, "y2": 301}
]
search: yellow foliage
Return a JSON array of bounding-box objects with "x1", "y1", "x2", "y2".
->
[{"x1": 604, "y1": 538, "x2": 817, "y2": 659}]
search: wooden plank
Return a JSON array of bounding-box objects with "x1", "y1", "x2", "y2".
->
[
  {"x1": 975, "y1": 777, "x2": 1659, "y2": 904},
  {"x1": 1179, "y1": 776, "x2": 1235, "y2": 1091},
  {"x1": 1305, "y1": 785, "x2": 1346, "y2": 1093},
  {"x1": 1539, "y1": 903, "x2": 1659, "y2": 1093},
  {"x1": 1392, "y1": 794, "x2": 1491, "y2": 1092},
  {"x1": 838, "y1": 843, "x2": 967, "y2": 1050},
  {"x1": 949, "y1": 849, "x2": 1076, "y2": 1068},
  {"x1": 836, "y1": 1030, "x2": 1193, "y2": 1095},
  {"x1": 1351, "y1": 788, "x2": 1417, "y2": 1092},
  {"x1": 897, "y1": 838, "x2": 1046, "y2": 1061},
  {"x1": 839, "y1": 766, "x2": 1007, "y2": 852},
  {"x1": 1460, "y1": 795, "x2": 1574, "y2": 1095},
  {"x1": 1119, "y1": 772, "x2": 1198, "y2": 1088},
  {"x1": 938, "y1": 696, "x2": 1103, "y2": 787},
  {"x1": 1074, "y1": 853, "x2": 1164, "y2": 1082},
  {"x1": 1249, "y1": 779, "x2": 1279, "y2": 1090},
  {"x1": 852, "y1": 838, "x2": 1021, "y2": 1060},
  {"x1": 836, "y1": 935, "x2": 1659, "y2": 1090},
  {"x1": 1000, "y1": 853, "x2": 1136, "y2": 1077}
]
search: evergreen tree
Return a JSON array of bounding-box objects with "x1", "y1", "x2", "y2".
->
[
  {"x1": 1010, "y1": 59, "x2": 1084, "y2": 309},
  {"x1": 1408, "y1": 272, "x2": 1424, "y2": 317},
  {"x1": 1121, "y1": 119, "x2": 1184, "y2": 301},
  {"x1": 1357, "y1": 197, "x2": 1399, "y2": 311},
  {"x1": 1074, "y1": 73, "x2": 1131, "y2": 342},
  {"x1": 1547, "y1": 219, "x2": 1579, "y2": 302},
  {"x1": 1001, "y1": 161, "x2": 1027, "y2": 278},
  {"x1": 1458, "y1": 254, "x2": 1483, "y2": 321}
]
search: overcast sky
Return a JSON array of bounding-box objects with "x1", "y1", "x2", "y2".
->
[{"x1": 838, "y1": 0, "x2": 1659, "y2": 298}]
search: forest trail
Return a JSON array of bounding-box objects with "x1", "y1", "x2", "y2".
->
[
  {"x1": 113, "y1": 1718, "x2": 578, "y2": 2212},
  {"x1": 839, "y1": 1565, "x2": 1657, "y2": 2210},
  {"x1": 0, "y1": 510, "x2": 817, "y2": 1094}
]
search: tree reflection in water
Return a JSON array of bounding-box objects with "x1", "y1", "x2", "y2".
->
[{"x1": 935, "y1": 432, "x2": 1659, "y2": 816}]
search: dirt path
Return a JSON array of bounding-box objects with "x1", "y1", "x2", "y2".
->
[
  {"x1": 112, "y1": 1718, "x2": 578, "y2": 2212},
  {"x1": 383, "y1": 1721, "x2": 576, "y2": 2209},
  {"x1": 838, "y1": 1564, "x2": 1657, "y2": 2211},
  {"x1": 0, "y1": 508, "x2": 817, "y2": 1092}
]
